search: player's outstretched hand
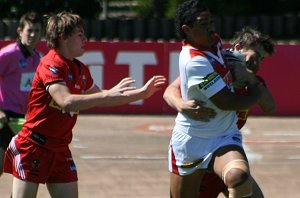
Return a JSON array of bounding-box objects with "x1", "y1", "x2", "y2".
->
[
  {"x1": 141, "y1": 75, "x2": 167, "y2": 99},
  {"x1": 108, "y1": 77, "x2": 137, "y2": 97}
]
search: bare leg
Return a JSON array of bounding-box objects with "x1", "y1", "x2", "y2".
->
[
  {"x1": 170, "y1": 169, "x2": 206, "y2": 198},
  {"x1": 47, "y1": 181, "x2": 78, "y2": 198},
  {"x1": 12, "y1": 177, "x2": 39, "y2": 198},
  {"x1": 212, "y1": 146, "x2": 248, "y2": 187},
  {"x1": 222, "y1": 175, "x2": 264, "y2": 198}
]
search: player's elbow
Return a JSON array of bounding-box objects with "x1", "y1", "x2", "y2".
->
[
  {"x1": 60, "y1": 97, "x2": 78, "y2": 112},
  {"x1": 163, "y1": 90, "x2": 169, "y2": 103}
]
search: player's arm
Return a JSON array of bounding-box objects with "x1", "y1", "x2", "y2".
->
[
  {"x1": 231, "y1": 66, "x2": 276, "y2": 113},
  {"x1": 256, "y1": 77, "x2": 276, "y2": 114},
  {"x1": 48, "y1": 76, "x2": 166, "y2": 112},
  {"x1": 163, "y1": 76, "x2": 216, "y2": 121},
  {"x1": 210, "y1": 79, "x2": 263, "y2": 110}
]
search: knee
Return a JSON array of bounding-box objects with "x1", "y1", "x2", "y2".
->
[
  {"x1": 222, "y1": 159, "x2": 250, "y2": 187},
  {"x1": 222, "y1": 160, "x2": 253, "y2": 198},
  {"x1": 224, "y1": 168, "x2": 249, "y2": 188}
]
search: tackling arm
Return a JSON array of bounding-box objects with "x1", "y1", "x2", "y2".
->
[{"x1": 163, "y1": 76, "x2": 216, "y2": 121}]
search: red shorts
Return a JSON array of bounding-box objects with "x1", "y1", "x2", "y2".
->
[
  {"x1": 199, "y1": 172, "x2": 227, "y2": 198},
  {"x1": 4, "y1": 135, "x2": 78, "y2": 183}
]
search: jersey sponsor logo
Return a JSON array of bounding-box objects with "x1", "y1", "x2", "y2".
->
[
  {"x1": 49, "y1": 99, "x2": 79, "y2": 117},
  {"x1": 198, "y1": 72, "x2": 221, "y2": 91},
  {"x1": 20, "y1": 72, "x2": 35, "y2": 91},
  {"x1": 49, "y1": 65, "x2": 59, "y2": 74}
]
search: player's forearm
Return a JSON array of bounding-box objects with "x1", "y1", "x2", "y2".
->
[
  {"x1": 258, "y1": 88, "x2": 276, "y2": 114},
  {"x1": 211, "y1": 84, "x2": 262, "y2": 110},
  {"x1": 163, "y1": 86, "x2": 184, "y2": 112},
  {"x1": 61, "y1": 91, "x2": 115, "y2": 111},
  {"x1": 62, "y1": 88, "x2": 150, "y2": 110},
  {"x1": 101, "y1": 88, "x2": 149, "y2": 107}
]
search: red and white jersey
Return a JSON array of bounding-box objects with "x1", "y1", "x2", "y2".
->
[
  {"x1": 19, "y1": 49, "x2": 94, "y2": 151},
  {"x1": 0, "y1": 42, "x2": 40, "y2": 115},
  {"x1": 174, "y1": 34, "x2": 238, "y2": 138}
]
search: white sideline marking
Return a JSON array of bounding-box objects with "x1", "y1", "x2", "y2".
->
[
  {"x1": 263, "y1": 132, "x2": 300, "y2": 136},
  {"x1": 72, "y1": 144, "x2": 88, "y2": 149},
  {"x1": 288, "y1": 156, "x2": 300, "y2": 160},
  {"x1": 244, "y1": 145, "x2": 263, "y2": 162},
  {"x1": 148, "y1": 125, "x2": 173, "y2": 132}
]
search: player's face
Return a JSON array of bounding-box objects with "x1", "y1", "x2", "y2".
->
[
  {"x1": 183, "y1": 10, "x2": 215, "y2": 48},
  {"x1": 65, "y1": 27, "x2": 87, "y2": 58},
  {"x1": 239, "y1": 45, "x2": 269, "y2": 73},
  {"x1": 18, "y1": 22, "x2": 42, "y2": 49}
]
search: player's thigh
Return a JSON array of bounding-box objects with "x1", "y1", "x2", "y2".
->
[
  {"x1": 211, "y1": 145, "x2": 247, "y2": 177},
  {"x1": 12, "y1": 176, "x2": 39, "y2": 198},
  {"x1": 170, "y1": 169, "x2": 206, "y2": 198},
  {"x1": 47, "y1": 181, "x2": 78, "y2": 198}
]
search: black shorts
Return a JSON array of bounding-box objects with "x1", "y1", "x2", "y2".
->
[{"x1": 0, "y1": 123, "x2": 15, "y2": 150}]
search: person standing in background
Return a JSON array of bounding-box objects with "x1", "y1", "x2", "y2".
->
[{"x1": 0, "y1": 11, "x2": 43, "y2": 176}]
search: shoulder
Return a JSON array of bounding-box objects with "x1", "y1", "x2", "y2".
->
[
  {"x1": 41, "y1": 50, "x2": 65, "y2": 67},
  {"x1": 0, "y1": 42, "x2": 19, "y2": 56}
]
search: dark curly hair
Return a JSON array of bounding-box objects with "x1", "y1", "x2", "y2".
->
[
  {"x1": 174, "y1": 0, "x2": 209, "y2": 39},
  {"x1": 231, "y1": 26, "x2": 275, "y2": 55}
]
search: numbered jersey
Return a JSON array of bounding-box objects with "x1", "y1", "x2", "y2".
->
[
  {"x1": 0, "y1": 42, "x2": 40, "y2": 115},
  {"x1": 20, "y1": 49, "x2": 94, "y2": 151}
]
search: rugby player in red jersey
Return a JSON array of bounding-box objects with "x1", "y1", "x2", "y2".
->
[{"x1": 4, "y1": 11, "x2": 166, "y2": 198}]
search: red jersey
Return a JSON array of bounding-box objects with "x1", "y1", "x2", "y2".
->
[{"x1": 19, "y1": 49, "x2": 93, "y2": 151}]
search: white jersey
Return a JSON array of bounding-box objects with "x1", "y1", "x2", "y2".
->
[{"x1": 174, "y1": 41, "x2": 238, "y2": 138}]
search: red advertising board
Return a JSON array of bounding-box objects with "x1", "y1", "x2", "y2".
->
[{"x1": 1, "y1": 40, "x2": 299, "y2": 115}]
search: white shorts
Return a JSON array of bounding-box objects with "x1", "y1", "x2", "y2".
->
[{"x1": 168, "y1": 130, "x2": 244, "y2": 176}]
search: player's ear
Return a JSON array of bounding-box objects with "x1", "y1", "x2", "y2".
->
[
  {"x1": 182, "y1": 24, "x2": 191, "y2": 35},
  {"x1": 233, "y1": 43, "x2": 241, "y2": 51},
  {"x1": 17, "y1": 27, "x2": 22, "y2": 35}
]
